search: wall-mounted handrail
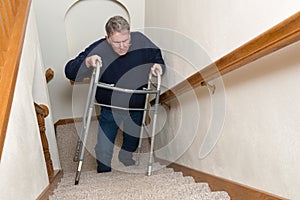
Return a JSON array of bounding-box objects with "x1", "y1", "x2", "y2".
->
[
  {"x1": 158, "y1": 11, "x2": 300, "y2": 104},
  {"x1": 0, "y1": 0, "x2": 31, "y2": 159}
]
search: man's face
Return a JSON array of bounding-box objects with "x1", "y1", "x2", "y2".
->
[{"x1": 107, "y1": 31, "x2": 131, "y2": 56}]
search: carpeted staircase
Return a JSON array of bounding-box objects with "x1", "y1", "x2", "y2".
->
[{"x1": 51, "y1": 121, "x2": 231, "y2": 200}]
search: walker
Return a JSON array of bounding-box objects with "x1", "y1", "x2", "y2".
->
[{"x1": 73, "y1": 61, "x2": 161, "y2": 185}]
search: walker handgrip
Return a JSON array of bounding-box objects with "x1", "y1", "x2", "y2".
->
[
  {"x1": 94, "y1": 60, "x2": 102, "y2": 84},
  {"x1": 154, "y1": 69, "x2": 161, "y2": 90}
]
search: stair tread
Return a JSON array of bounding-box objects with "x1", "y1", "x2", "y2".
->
[
  {"x1": 54, "y1": 182, "x2": 210, "y2": 194},
  {"x1": 61, "y1": 165, "x2": 173, "y2": 181},
  {"x1": 51, "y1": 188, "x2": 229, "y2": 200},
  {"x1": 56, "y1": 172, "x2": 196, "y2": 191}
]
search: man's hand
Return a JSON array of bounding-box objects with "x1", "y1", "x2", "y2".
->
[
  {"x1": 151, "y1": 64, "x2": 163, "y2": 76},
  {"x1": 85, "y1": 55, "x2": 102, "y2": 68}
]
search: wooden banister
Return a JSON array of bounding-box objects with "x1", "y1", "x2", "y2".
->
[
  {"x1": 158, "y1": 11, "x2": 300, "y2": 104},
  {"x1": 45, "y1": 68, "x2": 54, "y2": 83},
  {"x1": 0, "y1": 0, "x2": 31, "y2": 159},
  {"x1": 34, "y1": 103, "x2": 54, "y2": 180}
]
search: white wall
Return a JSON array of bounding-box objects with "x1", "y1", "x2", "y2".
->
[
  {"x1": 33, "y1": 0, "x2": 145, "y2": 122},
  {"x1": 28, "y1": 0, "x2": 300, "y2": 198},
  {"x1": 145, "y1": 0, "x2": 300, "y2": 199},
  {"x1": 0, "y1": 4, "x2": 60, "y2": 199}
]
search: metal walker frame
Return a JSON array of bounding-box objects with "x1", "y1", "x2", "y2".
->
[{"x1": 73, "y1": 62, "x2": 161, "y2": 185}]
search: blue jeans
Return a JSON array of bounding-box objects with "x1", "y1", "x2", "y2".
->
[{"x1": 95, "y1": 108, "x2": 143, "y2": 172}]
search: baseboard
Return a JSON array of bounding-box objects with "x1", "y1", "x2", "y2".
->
[
  {"x1": 165, "y1": 162, "x2": 287, "y2": 200},
  {"x1": 36, "y1": 170, "x2": 63, "y2": 200},
  {"x1": 54, "y1": 115, "x2": 100, "y2": 133}
]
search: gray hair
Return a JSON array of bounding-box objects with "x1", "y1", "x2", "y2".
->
[{"x1": 105, "y1": 16, "x2": 130, "y2": 37}]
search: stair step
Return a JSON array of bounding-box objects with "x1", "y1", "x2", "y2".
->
[
  {"x1": 51, "y1": 181, "x2": 212, "y2": 200},
  {"x1": 51, "y1": 187, "x2": 226, "y2": 200},
  {"x1": 55, "y1": 171, "x2": 195, "y2": 191},
  {"x1": 60, "y1": 165, "x2": 172, "y2": 182}
]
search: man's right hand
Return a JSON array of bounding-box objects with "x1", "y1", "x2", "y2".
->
[{"x1": 85, "y1": 55, "x2": 102, "y2": 68}]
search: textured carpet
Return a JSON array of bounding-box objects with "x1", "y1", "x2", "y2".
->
[{"x1": 53, "y1": 121, "x2": 231, "y2": 199}]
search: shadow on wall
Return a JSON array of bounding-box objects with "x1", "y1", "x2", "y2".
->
[{"x1": 64, "y1": 0, "x2": 130, "y2": 58}]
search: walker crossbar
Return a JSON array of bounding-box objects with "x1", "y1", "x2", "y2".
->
[
  {"x1": 96, "y1": 82, "x2": 159, "y2": 94},
  {"x1": 74, "y1": 61, "x2": 161, "y2": 185}
]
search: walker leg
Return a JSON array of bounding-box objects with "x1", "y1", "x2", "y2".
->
[
  {"x1": 75, "y1": 160, "x2": 83, "y2": 185},
  {"x1": 74, "y1": 105, "x2": 94, "y2": 185},
  {"x1": 136, "y1": 89, "x2": 151, "y2": 166},
  {"x1": 136, "y1": 122, "x2": 146, "y2": 166},
  {"x1": 74, "y1": 61, "x2": 101, "y2": 184},
  {"x1": 74, "y1": 81, "x2": 98, "y2": 185},
  {"x1": 147, "y1": 150, "x2": 154, "y2": 176},
  {"x1": 74, "y1": 115, "x2": 88, "y2": 162},
  {"x1": 147, "y1": 93, "x2": 160, "y2": 176},
  {"x1": 147, "y1": 120, "x2": 157, "y2": 176},
  {"x1": 73, "y1": 69, "x2": 96, "y2": 162},
  {"x1": 74, "y1": 119, "x2": 88, "y2": 162},
  {"x1": 73, "y1": 140, "x2": 82, "y2": 162}
]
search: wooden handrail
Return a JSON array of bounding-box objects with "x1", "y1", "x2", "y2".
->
[
  {"x1": 0, "y1": 0, "x2": 31, "y2": 159},
  {"x1": 45, "y1": 68, "x2": 54, "y2": 83},
  {"x1": 158, "y1": 11, "x2": 300, "y2": 104},
  {"x1": 34, "y1": 103, "x2": 54, "y2": 180}
]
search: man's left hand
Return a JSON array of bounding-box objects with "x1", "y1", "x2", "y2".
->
[{"x1": 151, "y1": 64, "x2": 163, "y2": 76}]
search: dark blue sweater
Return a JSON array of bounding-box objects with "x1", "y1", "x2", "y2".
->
[{"x1": 65, "y1": 32, "x2": 165, "y2": 109}]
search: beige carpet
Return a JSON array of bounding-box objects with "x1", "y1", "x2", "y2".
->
[
  {"x1": 56, "y1": 119, "x2": 154, "y2": 174},
  {"x1": 53, "y1": 121, "x2": 231, "y2": 199}
]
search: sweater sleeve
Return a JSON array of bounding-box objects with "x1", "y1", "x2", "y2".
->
[
  {"x1": 152, "y1": 48, "x2": 166, "y2": 75},
  {"x1": 64, "y1": 40, "x2": 102, "y2": 82},
  {"x1": 135, "y1": 32, "x2": 166, "y2": 75}
]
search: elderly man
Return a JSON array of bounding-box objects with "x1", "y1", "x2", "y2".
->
[{"x1": 65, "y1": 15, "x2": 165, "y2": 173}]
